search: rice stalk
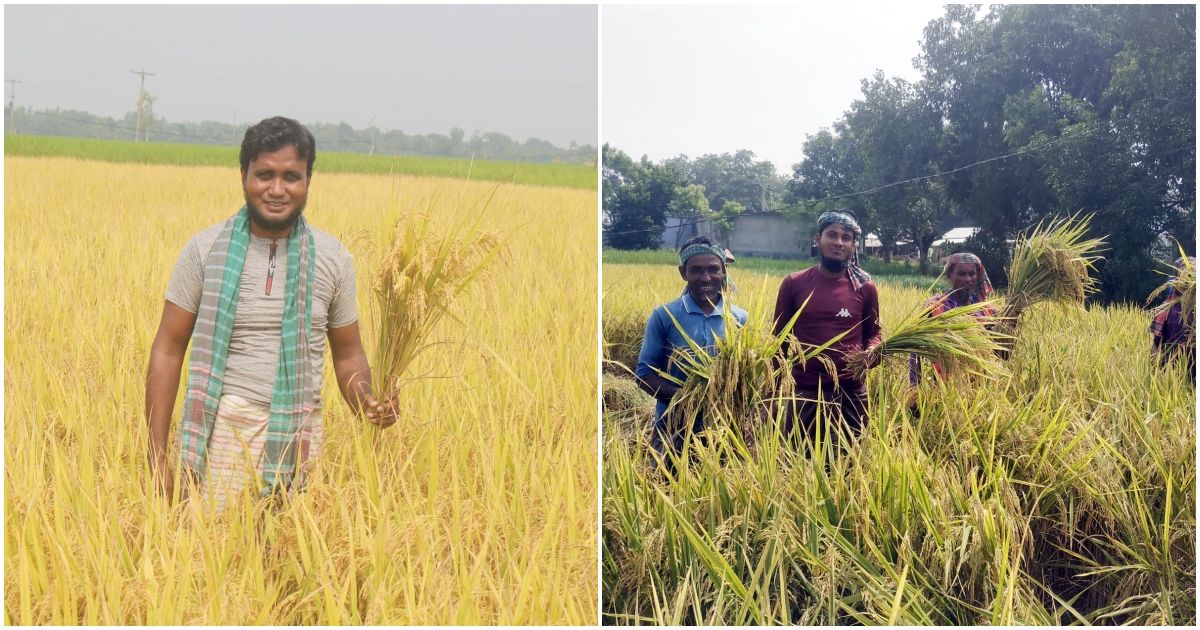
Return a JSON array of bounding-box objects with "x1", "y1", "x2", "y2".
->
[
  {"x1": 844, "y1": 299, "x2": 1009, "y2": 382},
  {"x1": 369, "y1": 203, "x2": 507, "y2": 397},
  {"x1": 655, "y1": 281, "x2": 847, "y2": 444},
  {"x1": 995, "y1": 214, "x2": 1107, "y2": 354}
]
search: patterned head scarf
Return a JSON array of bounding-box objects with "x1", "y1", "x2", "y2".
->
[
  {"x1": 679, "y1": 240, "x2": 736, "y2": 294},
  {"x1": 815, "y1": 211, "x2": 871, "y2": 291},
  {"x1": 944, "y1": 252, "x2": 993, "y2": 304}
]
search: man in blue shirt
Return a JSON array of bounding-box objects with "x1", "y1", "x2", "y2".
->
[{"x1": 635, "y1": 236, "x2": 748, "y2": 455}]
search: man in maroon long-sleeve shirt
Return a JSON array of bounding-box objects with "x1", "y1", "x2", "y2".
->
[{"x1": 773, "y1": 211, "x2": 882, "y2": 445}]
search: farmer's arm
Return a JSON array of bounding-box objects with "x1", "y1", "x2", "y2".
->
[
  {"x1": 327, "y1": 322, "x2": 397, "y2": 427},
  {"x1": 772, "y1": 275, "x2": 795, "y2": 337},
  {"x1": 863, "y1": 285, "x2": 883, "y2": 349},
  {"x1": 145, "y1": 301, "x2": 196, "y2": 492},
  {"x1": 862, "y1": 285, "x2": 884, "y2": 369},
  {"x1": 635, "y1": 308, "x2": 679, "y2": 402}
]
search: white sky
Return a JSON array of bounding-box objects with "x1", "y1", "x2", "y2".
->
[
  {"x1": 4, "y1": 4, "x2": 598, "y2": 147},
  {"x1": 603, "y1": 2, "x2": 949, "y2": 173}
]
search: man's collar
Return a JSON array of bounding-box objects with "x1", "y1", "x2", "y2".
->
[{"x1": 682, "y1": 291, "x2": 724, "y2": 316}]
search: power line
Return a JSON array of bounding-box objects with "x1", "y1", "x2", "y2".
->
[
  {"x1": 130, "y1": 68, "x2": 155, "y2": 142},
  {"x1": 809, "y1": 122, "x2": 1101, "y2": 203},
  {"x1": 6, "y1": 78, "x2": 21, "y2": 134},
  {"x1": 604, "y1": 122, "x2": 1194, "y2": 238}
]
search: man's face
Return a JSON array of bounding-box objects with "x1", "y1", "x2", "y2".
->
[
  {"x1": 816, "y1": 223, "x2": 856, "y2": 270},
  {"x1": 678, "y1": 253, "x2": 726, "y2": 307},
  {"x1": 949, "y1": 263, "x2": 979, "y2": 293},
  {"x1": 241, "y1": 145, "x2": 309, "y2": 236}
]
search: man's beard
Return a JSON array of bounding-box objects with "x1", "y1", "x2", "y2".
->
[
  {"x1": 246, "y1": 199, "x2": 305, "y2": 233},
  {"x1": 820, "y1": 256, "x2": 847, "y2": 273}
]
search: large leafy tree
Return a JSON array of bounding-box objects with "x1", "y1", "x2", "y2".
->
[
  {"x1": 788, "y1": 4, "x2": 1193, "y2": 301},
  {"x1": 918, "y1": 3, "x2": 1195, "y2": 301},
  {"x1": 603, "y1": 145, "x2": 789, "y2": 250},
  {"x1": 681, "y1": 150, "x2": 783, "y2": 214}
]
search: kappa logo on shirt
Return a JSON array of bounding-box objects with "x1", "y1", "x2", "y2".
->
[{"x1": 835, "y1": 308, "x2": 852, "y2": 318}]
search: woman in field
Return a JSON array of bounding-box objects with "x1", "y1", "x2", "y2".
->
[{"x1": 908, "y1": 251, "x2": 996, "y2": 386}]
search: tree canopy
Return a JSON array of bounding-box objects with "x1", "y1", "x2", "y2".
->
[{"x1": 789, "y1": 4, "x2": 1194, "y2": 301}]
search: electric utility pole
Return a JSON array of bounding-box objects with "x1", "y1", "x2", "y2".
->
[
  {"x1": 7, "y1": 79, "x2": 21, "y2": 134},
  {"x1": 131, "y1": 68, "x2": 155, "y2": 142}
]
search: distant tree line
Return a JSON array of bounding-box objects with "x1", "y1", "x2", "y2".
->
[
  {"x1": 3, "y1": 106, "x2": 597, "y2": 165},
  {"x1": 604, "y1": 4, "x2": 1195, "y2": 304},
  {"x1": 602, "y1": 145, "x2": 788, "y2": 250}
]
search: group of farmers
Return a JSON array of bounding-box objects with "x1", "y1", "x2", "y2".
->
[{"x1": 635, "y1": 211, "x2": 1196, "y2": 459}]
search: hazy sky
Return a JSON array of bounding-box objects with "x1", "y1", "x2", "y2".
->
[
  {"x1": 603, "y1": 3, "x2": 949, "y2": 172},
  {"x1": 4, "y1": 4, "x2": 598, "y2": 147}
]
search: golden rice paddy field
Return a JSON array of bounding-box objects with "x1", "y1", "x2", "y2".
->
[{"x1": 4, "y1": 156, "x2": 598, "y2": 624}]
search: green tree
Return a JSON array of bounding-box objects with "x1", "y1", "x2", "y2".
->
[
  {"x1": 918, "y1": 3, "x2": 1195, "y2": 301},
  {"x1": 603, "y1": 144, "x2": 690, "y2": 250}
]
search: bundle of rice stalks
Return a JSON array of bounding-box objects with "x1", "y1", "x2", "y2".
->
[
  {"x1": 602, "y1": 374, "x2": 656, "y2": 437},
  {"x1": 845, "y1": 299, "x2": 1008, "y2": 382},
  {"x1": 658, "y1": 287, "x2": 843, "y2": 440},
  {"x1": 999, "y1": 214, "x2": 1106, "y2": 321},
  {"x1": 994, "y1": 214, "x2": 1106, "y2": 356},
  {"x1": 1146, "y1": 250, "x2": 1195, "y2": 329},
  {"x1": 369, "y1": 207, "x2": 506, "y2": 398}
]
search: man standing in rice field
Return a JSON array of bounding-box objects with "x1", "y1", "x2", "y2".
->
[
  {"x1": 636, "y1": 235, "x2": 748, "y2": 456},
  {"x1": 1150, "y1": 256, "x2": 1195, "y2": 381},
  {"x1": 145, "y1": 116, "x2": 397, "y2": 508},
  {"x1": 908, "y1": 252, "x2": 997, "y2": 386},
  {"x1": 773, "y1": 211, "x2": 882, "y2": 446}
]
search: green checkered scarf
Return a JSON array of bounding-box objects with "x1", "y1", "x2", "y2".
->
[{"x1": 178, "y1": 206, "x2": 317, "y2": 495}]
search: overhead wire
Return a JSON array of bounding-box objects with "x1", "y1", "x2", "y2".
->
[{"x1": 604, "y1": 120, "x2": 1196, "y2": 238}]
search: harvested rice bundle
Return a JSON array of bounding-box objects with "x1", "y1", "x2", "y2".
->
[
  {"x1": 602, "y1": 374, "x2": 657, "y2": 437},
  {"x1": 845, "y1": 299, "x2": 1008, "y2": 381},
  {"x1": 370, "y1": 210, "x2": 506, "y2": 398},
  {"x1": 659, "y1": 291, "x2": 842, "y2": 437},
  {"x1": 1000, "y1": 214, "x2": 1106, "y2": 317},
  {"x1": 995, "y1": 214, "x2": 1106, "y2": 355}
]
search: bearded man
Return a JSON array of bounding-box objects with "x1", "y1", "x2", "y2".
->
[
  {"x1": 145, "y1": 116, "x2": 396, "y2": 509},
  {"x1": 773, "y1": 211, "x2": 882, "y2": 446}
]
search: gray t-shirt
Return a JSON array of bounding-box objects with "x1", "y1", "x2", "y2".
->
[{"x1": 165, "y1": 222, "x2": 358, "y2": 408}]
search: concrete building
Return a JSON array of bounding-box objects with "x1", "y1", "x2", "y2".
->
[{"x1": 660, "y1": 211, "x2": 812, "y2": 258}]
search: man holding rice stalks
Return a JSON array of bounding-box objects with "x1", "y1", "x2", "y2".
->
[
  {"x1": 908, "y1": 252, "x2": 997, "y2": 385},
  {"x1": 635, "y1": 235, "x2": 748, "y2": 455},
  {"x1": 145, "y1": 116, "x2": 397, "y2": 507},
  {"x1": 1149, "y1": 255, "x2": 1195, "y2": 381},
  {"x1": 773, "y1": 211, "x2": 882, "y2": 445}
]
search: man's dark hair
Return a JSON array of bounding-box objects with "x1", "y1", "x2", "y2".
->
[
  {"x1": 679, "y1": 235, "x2": 716, "y2": 253},
  {"x1": 239, "y1": 116, "x2": 316, "y2": 177}
]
